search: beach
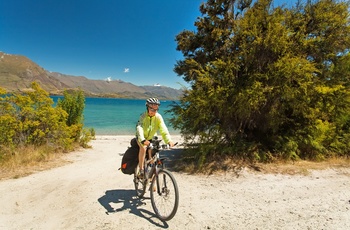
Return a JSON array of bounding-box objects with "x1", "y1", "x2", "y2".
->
[{"x1": 0, "y1": 135, "x2": 349, "y2": 229}]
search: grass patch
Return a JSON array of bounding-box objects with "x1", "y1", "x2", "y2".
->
[{"x1": 0, "y1": 145, "x2": 76, "y2": 180}]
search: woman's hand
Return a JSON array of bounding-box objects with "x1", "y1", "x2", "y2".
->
[
  {"x1": 143, "y1": 140, "x2": 151, "y2": 146},
  {"x1": 168, "y1": 141, "x2": 175, "y2": 148}
]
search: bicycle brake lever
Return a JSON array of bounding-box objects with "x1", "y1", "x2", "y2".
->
[{"x1": 164, "y1": 142, "x2": 178, "y2": 149}]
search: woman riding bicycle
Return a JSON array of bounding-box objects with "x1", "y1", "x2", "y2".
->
[{"x1": 136, "y1": 97, "x2": 174, "y2": 178}]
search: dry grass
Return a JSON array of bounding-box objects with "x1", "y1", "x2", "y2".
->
[
  {"x1": 255, "y1": 157, "x2": 350, "y2": 175},
  {"x1": 0, "y1": 146, "x2": 72, "y2": 180},
  {"x1": 174, "y1": 154, "x2": 350, "y2": 176}
]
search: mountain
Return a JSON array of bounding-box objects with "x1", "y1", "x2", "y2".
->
[
  {"x1": 0, "y1": 51, "x2": 183, "y2": 100},
  {"x1": 0, "y1": 52, "x2": 67, "y2": 93},
  {"x1": 141, "y1": 85, "x2": 184, "y2": 100}
]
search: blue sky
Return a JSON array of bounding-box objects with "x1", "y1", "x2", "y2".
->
[
  {"x1": 1, "y1": 0, "x2": 205, "y2": 89},
  {"x1": 1, "y1": 0, "x2": 295, "y2": 89}
]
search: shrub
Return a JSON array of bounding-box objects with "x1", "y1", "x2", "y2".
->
[{"x1": 0, "y1": 83, "x2": 93, "y2": 162}]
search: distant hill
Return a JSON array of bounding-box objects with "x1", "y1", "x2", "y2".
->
[
  {"x1": 141, "y1": 85, "x2": 184, "y2": 100},
  {"x1": 0, "y1": 51, "x2": 183, "y2": 100}
]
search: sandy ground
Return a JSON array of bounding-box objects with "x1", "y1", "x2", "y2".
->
[{"x1": 0, "y1": 135, "x2": 350, "y2": 230}]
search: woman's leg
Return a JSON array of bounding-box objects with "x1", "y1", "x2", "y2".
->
[{"x1": 137, "y1": 140, "x2": 147, "y2": 171}]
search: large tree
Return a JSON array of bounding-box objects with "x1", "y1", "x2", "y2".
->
[{"x1": 171, "y1": 0, "x2": 350, "y2": 163}]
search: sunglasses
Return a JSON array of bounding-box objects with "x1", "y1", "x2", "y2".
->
[{"x1": 149, "y1": 107, "x2": 158, "y2": 112}]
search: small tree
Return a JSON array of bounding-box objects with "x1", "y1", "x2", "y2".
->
[
  {"x1": 57, "y1": 89, "x2": 85, "y2": 126},
  {"x1": 57, "y1": 89, "x2": 85, "y2": 141}
]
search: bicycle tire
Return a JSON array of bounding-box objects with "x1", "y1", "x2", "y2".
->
[
  {"x1": 134, "y1": 167, "x2": 147, "y2": 198},
  {"x1": 150, "y1": 169, "x2": 179, "y2": 221}
]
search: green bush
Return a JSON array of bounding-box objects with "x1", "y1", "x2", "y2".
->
[{"x1": 0, "y1": 83, "x2": 94, "y2": 161}]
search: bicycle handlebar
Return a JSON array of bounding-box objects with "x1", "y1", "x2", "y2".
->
[{"x1": 148, "y1": 141, "x2": 178, "y2": 150}]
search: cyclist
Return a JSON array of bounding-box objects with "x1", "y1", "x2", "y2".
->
[{"x1": 136, "y1": 97, "x2": 174, "y2": 178}]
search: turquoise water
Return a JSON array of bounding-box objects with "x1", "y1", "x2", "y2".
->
[{"x1": 51, "y1": 97, "x2": 179, "y2": 135}]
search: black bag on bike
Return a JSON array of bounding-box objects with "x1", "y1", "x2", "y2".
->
[{"x1": 121, "y1": 139, "x2": 139, "y2": 175}]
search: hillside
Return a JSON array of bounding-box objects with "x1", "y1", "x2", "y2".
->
[
  {"x1": 0, "y1": 52, "x2": 66, "y2": 93},
  {"x1": 0, "y1": 52, "x2": 183, "y2": 100}
]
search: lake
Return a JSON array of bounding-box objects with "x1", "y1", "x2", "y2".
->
[{"x1": 51, "y1": 96, "x2": 179, "y2": 135}]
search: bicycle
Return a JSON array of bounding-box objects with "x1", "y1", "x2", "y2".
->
[{"x1": 133, "y1": 137, "x2": 179, "y2": 221}]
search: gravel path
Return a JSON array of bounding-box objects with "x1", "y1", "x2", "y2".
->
[{"x1": 0, "y1": 135, "x2": 349, "y2": 229}]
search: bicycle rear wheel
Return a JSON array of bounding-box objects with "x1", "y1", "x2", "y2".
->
[
  {"x1": 150, "y1": 169, "x2": 179, "y2": 221},
  {"x1": 134, "y1": 167, "x2": 147, "y2": 198}
]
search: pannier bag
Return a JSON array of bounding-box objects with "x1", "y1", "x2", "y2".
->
[
  {"x1": 120, "y1": 138, "x2": 139, "y2": 174},
  {"x1": 130, "y1": 137, "x2": 138, "y2": 148}
]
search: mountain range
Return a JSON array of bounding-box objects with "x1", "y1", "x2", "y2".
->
[{"x1": 0, "y1": 51, "x2": 183, "y2": 100}]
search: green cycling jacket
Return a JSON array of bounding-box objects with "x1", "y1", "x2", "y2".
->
[{"x1": 136, "y1": 112, "x2": 172, "y2": 144}]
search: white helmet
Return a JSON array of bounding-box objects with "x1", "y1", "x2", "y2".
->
[{"x1": 146, "y1": 97, "x2": 160, "y2": 106}]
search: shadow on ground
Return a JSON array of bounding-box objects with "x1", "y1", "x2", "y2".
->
[{"x1": 98, "y1": 189, "x2": 169, "y2": 228}]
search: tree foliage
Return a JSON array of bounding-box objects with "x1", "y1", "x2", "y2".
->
[
  {"x1": 170, "y1": 0, "x2": 350, "y2": 164},
  {"x1": 0, "y1": 83, "x2": 94, "y2": 160},
  {"x1": 57, "y1": 89, "x2": 85, "y2": 141}
]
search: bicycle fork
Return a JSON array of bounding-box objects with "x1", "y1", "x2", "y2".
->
[{"x1": 155, "y1": 168, "x2": 168, "y2": 196}]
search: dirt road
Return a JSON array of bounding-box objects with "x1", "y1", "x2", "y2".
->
[{"x1": 0, "y1": 135, "x2": 349, "y2": 229}]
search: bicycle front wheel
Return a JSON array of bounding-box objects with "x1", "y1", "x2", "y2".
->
[{"x1": 150, "y1": 169, "x2": 179, "y2": 221}]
